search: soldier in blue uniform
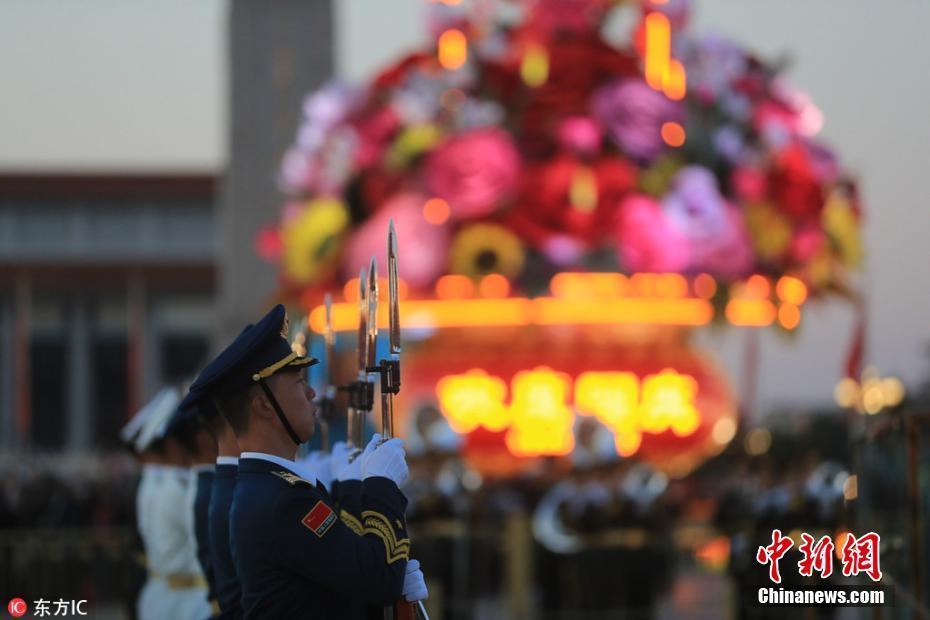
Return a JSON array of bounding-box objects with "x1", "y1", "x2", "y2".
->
[
  {"x1": 180, "y1": 386, "x2": 244, "y2": 619},
  {"x1": 210, "y1": 451, "x2": 242, "y2": 619},
  {"x1": 192, "y1": 304, "x2": 425, "y2": 619},
  {"x1": 192, "y1": 462, "x2": 218, "y2": 614},
  {"x1": 168, "y1": 400, "x2": 217, "y2": 611}
]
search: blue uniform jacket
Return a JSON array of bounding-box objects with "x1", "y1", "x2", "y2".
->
[
  {"x1": 194, "y1": 468, "x2": 217, "y2": 608},
  {"x1": 209, "y1": 463, "x2": 243, "y2": 619},
  {"x1": 230, "y1": 457, "x2": 409, "y2": 619}
]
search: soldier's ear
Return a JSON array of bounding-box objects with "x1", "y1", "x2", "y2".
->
[{"x1": 249, "y1": 388, "x2": 275, "y2": 421}]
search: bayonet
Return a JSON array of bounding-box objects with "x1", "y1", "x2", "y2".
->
[
  {"x1": 317, "y1": 294, "x2": 336, "y2": 452},
  {"x1": 346, "y1": 268, "x2": 370, "y2": 452},
  {"x1": 389, "y1": 220, "x2": 401, "y2": 358},
  {"x1": 376, "y1": 220, "x2": 428, "y2": 620},
  {"x1": 367, "y1": 257, "x2": 379, "y2": 374},
  {"x1": 380, "y1": 221, "x2": 402, "y2": 440}
]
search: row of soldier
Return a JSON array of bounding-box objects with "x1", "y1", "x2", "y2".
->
[{"x1": 121, "y1": 303, "x2": 427, "y2": 619}]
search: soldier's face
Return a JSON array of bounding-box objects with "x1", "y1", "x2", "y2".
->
[{"x1": 268, "y1": 369, "x2": 317, "y2": 442}]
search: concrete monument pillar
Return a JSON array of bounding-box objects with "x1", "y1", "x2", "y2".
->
[{"x1": 220, "y1": 0, "x2": 334, "y2": 343}]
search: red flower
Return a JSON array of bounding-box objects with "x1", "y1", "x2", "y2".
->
[
  {"x1": 351, "y1": 106, "x2": 400, "y2": 169},
  {"x1": 359, "y1": 167, "x2": 405, "y2": 214},
  {"x1": 372, "y1": 52, "x2": 433, "y2": 91},
  {"x1": 768, "y1": 141, "x2": 826, "y2": 221},
  {"x1": 519, "y1": 38, "x2": 638, "y2": 152},
  {"x1": 526, "y1": 0, "x2": 610, "y2": 39},
  {"x1": 512, "y1": 154, "x2": 636, "y2": 247},
  {"x1": 730, "y1": 166, "x2": 768, "y2": 203}
]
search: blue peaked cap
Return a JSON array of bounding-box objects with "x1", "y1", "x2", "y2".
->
[{"x1": 188, "y1": 304, "x2": 317, "y2": 398}]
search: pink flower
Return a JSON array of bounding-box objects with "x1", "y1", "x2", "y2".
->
[
  {"x1": 754, "y1": 100, "x2": 799, "y2": 147},
  {"x1": 352, "y1": 106, "x2": 400, "y2": 169},
  {"x1": 591, "y1": 79, "x2": 683, "y2": 162},
  {"x1": 730, "y1": 166, "x2": 768, "y2": 203},
  {"x1": 791, "y1": 225, "x2": 825, "y2": 263},
  {"x1": 689, "y1": 206, "x2": 754, "y2": 278},
  {"x1": 557, "y1": 116, "x2": 602, "y2": 157},
  {"x1": 615, "y1": 194, "x2": 690, "y2": 273},
  {"x1": 342, "y1": 193, "x2": 450, "y2": 290},
  {"x1": 424, "y1": 128, "x2": 521, "y2": 219},
  {"x1": 662, "y1": 166, "x2": 753, "y2": 278},
  {"x1": 543, "y1": 235, "x2": 585, "y2": 266}
]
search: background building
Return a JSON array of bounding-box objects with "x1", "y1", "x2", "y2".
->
[{"x1": 0, "y1": 174, "x2": 215, "y2": 449}]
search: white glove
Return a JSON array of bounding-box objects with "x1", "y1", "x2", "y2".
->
[
  {"x1": 360, "y1": 437, "x2": 408, "y2": 486},
  {"x1": 402, "y1": 559, "x2": 428, "y2": 602},
  {"x1": 331, "y1": 435, "x2": 381, "y2": 482},
  {"x1": 296, "y1": 450, "x2": 332, "y2": 488}
]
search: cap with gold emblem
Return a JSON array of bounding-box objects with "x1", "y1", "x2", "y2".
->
[
  {"x1": 190, "y1": 304, "x2": 317, "y2": 396},
  {"x1": 187, "y1": 304, "x2": 318, "y2": 446}
]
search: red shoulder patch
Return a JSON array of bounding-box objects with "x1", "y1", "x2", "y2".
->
[{"x1": 301, "y1": 500, "x2": 336, "y2": 537}]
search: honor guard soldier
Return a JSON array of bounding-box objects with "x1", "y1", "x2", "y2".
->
[
  {"x1": 169, "y1": 393, "x2": 226, "y2": 616},
  {"x1": 179, "y1": 385, "x2": 245, "y2": 619},
  {"x1": 122, "y1": 389, "x2": 177, "y2": 620},
  {"x1": 133, "y1": 389, "x2": 213, "y2": 620},
  {"x1": 192, "y1": 304, "x2": 424, "y2": 619}
]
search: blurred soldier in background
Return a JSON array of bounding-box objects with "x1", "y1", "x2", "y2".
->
[
  {"x1": 169, "y1": 396, "x2": 223, "y2": 616},
  {"x1": 121, "y1": 388, "x2": 177, "y2": 618},
  {"x1": 132, "y1": 387, "x2": 213, "y2": 620},
  {"x1": 209, "y1": 413, "x2": 245, "y2": 618},
  {"x1": 181, "y1": 387, "x2": 244, "y2": 619}
]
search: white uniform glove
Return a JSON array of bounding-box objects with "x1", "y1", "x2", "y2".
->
[
  {"x1": 295, "y1": 450, "x2": 332, "y2": 488},
  {"x1": 402, "y1": 559, "x2": 428, "y2": 602},
  {"x1": 331, "y1": 435, "x2": 381, "y2": 482},
  {"x1": 360, "y1": 437, "x2": 408, "y2": 486}
]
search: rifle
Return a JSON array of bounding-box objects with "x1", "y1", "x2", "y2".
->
[
  {"x1": 316, "y1": 294, "x2": 337, "y2": 452},
  {"x1": 367, "y1": 221, "x2": 429, "y2": 620},
  {"x1": 343, "y1": 269, "x2": 374, "y2": 454}
]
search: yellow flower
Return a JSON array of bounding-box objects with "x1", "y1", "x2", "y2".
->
[
  {"x1": 638, "y1": 156, "x2": 682, "y2": 198},
  {"x1": 745, "y1": 201, "x2": 792, "y2": 261},
  {"x1": 449, "y1": 223, "x2": 525, "y2": 279},
  {"x1": 281, "y1": 199, "x2": 350, "y2": 284},
  {"x1": 569, "y1": 166, "x2": 598, "y2": 213},
  {"x1": 822, "y1": 194, "x2": 863, "y2": 268},
  {"x1": 805, "y1": 247, "x2": 834, "y2": 290},
  {"x1": 386, "y1": 123, "x2": 444, "y2": 169},
  {"x1": 520, "y1": 44, "x2": 549, "y2": 88}
]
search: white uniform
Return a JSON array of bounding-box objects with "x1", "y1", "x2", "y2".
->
[
  {"x1": 137, "y1": 466, "x2": 212, "y2": 620},
  {"x1": 136, "y1": 464, "x2": 163, "y2": 620}
]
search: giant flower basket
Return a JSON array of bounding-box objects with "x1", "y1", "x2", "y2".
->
[{"x1": 262, "y1": 0, "x2": 863, "y2": 476}]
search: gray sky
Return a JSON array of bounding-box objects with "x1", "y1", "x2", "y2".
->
[{"x1": 1, "y1": 0, "x2": 928, "y2": 414}]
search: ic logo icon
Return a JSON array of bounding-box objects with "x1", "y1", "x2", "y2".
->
[{"x1": 7, "y1": 598, "x2": 27, "y2": 617}]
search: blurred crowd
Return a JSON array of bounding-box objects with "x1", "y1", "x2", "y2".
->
[{"x1": 0, "y1": 452, "x2": 138, "y2": 530}]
